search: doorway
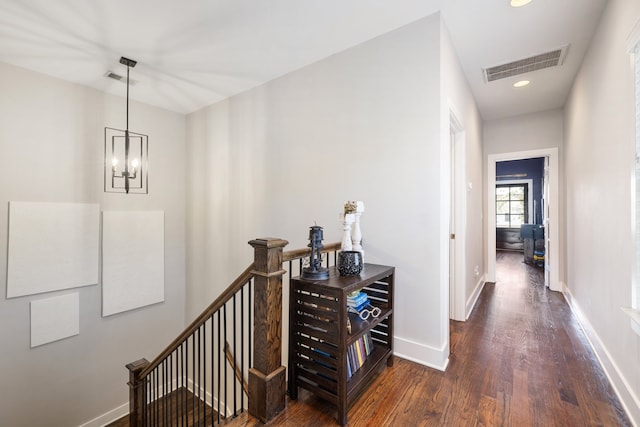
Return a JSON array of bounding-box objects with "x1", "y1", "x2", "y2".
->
[{"x1": 487, "y1": 148, "x2": 560, "y2": 291}]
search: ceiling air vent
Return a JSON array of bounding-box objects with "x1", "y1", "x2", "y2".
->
[
  {"x1": 483, "y1": 45, "x2": 569, "y2": 83},
  {"x1": 105, "y1": 71, "x2": 122, "y2": 80},
  {"x1": 104, "y1": 71, "x2": 138, "y2": 85}
]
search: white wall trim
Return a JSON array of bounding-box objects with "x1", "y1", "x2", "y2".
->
[
  {"x1": 78, "y1": 402, "x2": 128, "y2": 427},
  {"x1": 465, "y1": 275, "x2": 486, "y2": 320},
  {"x1": 487, "y1": 148, "x2": 560, "y2": 291},
  {"x1": 394, "y1": 336, "x2": 449, "y2": 371},
  {"x1": 564, "y1": 288, "x2": 640, "y2": 426}
]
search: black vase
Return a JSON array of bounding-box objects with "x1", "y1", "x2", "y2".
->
[{"x1": 338, "y1": 251, "x2": 363, "y2": 276}]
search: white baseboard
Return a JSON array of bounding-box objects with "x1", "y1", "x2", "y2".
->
[
  {"x1": 78, "y1": 402, "x2": 128, "y2": 427},
  {"x1": 465, "y1": 275, "x2": 486, "y2": 320},
  {"x1": 393, "y1": 336, "x2": 448, "y2": 371},
  {"x1": 563, "y1": 288, "x2": 640, "y2": 427},
  {"x1": 186, "y1": 377, "x2": 234, "y2": 418}
]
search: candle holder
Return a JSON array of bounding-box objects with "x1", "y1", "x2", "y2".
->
[{"x1": 302, "y1": 225, "x2": 329, "y2": 280}]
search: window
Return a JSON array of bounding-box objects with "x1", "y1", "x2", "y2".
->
[{"x1": 496, "y1": 184, "x2": 528, "y2": 228}]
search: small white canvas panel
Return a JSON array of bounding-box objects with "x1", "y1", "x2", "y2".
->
[
  {"x1": 102, "y1": 211, "x2": 165, "y2": 316},
  {"x1": 30, "y1": 292, "x2": 80, "y2": 348},
  {"x1": 7, "y1": 202, "x2": 100, "y2": 298}
]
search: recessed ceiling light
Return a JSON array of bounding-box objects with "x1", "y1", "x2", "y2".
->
[
  {"x1": 510, "y1": 0, "x2": 532, "y2": 7},
  {"x1": 513, "y1": 80, "x2": 530, "y2": 88}
]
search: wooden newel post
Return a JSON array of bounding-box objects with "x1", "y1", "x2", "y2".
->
[
  {"x1": 126, "y1": 358, "x2": 149, "y2": 427},
  {"x1": 248, "y1": 237, "x2": 289, "y2": 422}
]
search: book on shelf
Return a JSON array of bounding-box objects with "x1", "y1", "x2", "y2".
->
[
  {"x1": 347, "y1": 291, "x2": 369, "y2": 307},
  {"x1": 355, "y1": 340, "x2": 364, "y2": 366},
  {"x1": 349, "y1": 299, "x2": 370, "y2": 313},
  {"x1": 345, "y1": 332, "x2": 374, "y2": 379}
]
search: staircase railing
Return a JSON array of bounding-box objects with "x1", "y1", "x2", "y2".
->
[{"x1": 127, "y1": 238, "x2": 340, "y2": 426}]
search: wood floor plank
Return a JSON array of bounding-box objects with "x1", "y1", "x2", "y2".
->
[{"x1": 108, "y1": 252, "x2": 632, "y2": 427}]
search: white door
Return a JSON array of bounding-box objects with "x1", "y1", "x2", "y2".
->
[
  {"x1": 449, "y1": 114, "x2": 466, "y2": 322},
  {"x1": 449, "y1": 127, "x2": 456, "y2": 317},
  {"x1": 543, "y1": 156, "x2": 550, "y2": 287}
]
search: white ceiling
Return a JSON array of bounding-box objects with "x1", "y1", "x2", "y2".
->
[{"x1": 0, "y1": 0, "x2": 608, "y2": 120}]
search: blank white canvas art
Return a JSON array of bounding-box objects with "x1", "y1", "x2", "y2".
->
[
  {"x1": 7, "y1": 201, "x2": 100, "y2": 298},
  {"x1": 102, "y1": 211, "x2": 165, "y2": 316},
  {"x1": 30, "y1": 293, "x2": 80, "y2": 347}
]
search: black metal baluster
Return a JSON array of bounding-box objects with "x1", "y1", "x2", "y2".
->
[
  {"x1": 181, "y1": 342, "x2": 186, "y2": 427},
  {"x1": 209, "y1": 314, "x2": 216, "y2": 426},
  {"x1": 233, "y1": 294, "x2": 237, "y2": 415},
  {"x1": 192, "y1": 332, "x2": 196, "y2": 427},
  {"x1": 217, "y1": 310, "x2": 221, "y2": 423},
  {"x1": 248, "y1": 279, "x2": 252, "y2": 370},
  {"x1": 158, "y1": 366, "x2": 161, "y2": 426},
  {"x1": 223, "y1": 303, "x2": 228, "y2": 421},
  {"x1": 147, "y1": 373, "x2": 151, "y2": 427},
  {"x1": 154, "y1": 368, "x2": 158, "y2": 426},
  {"x1": 240, "y1": 285, "x2": 245, "y2": 411},
  {"x1": 196, "y1": 327, "x2": 200, "y2": 425},
  {"x1": 186, "y1": 336, "x2": 190, "y2": 427},
  {"x1": 169, "y1": 352, "x2": 173, "y2": 424},
  {"x1": 201, "y1": 324, "x2": 205, "y2": 426},
  {"x1": 203, "y1": 322, "x2": 207, "y2": 427},
  {"x1": 152, "y1": 372, "x2": 155, "y2": 427},
  {"x1": 148, "y1": 372, "x2": 152, "y2": 427},
  {"x1": 149, "y1": 369, "x2": 153, "y2": 427},
  {"x1": 161, "y1": 361, "x2": 165, "y2": 426}
]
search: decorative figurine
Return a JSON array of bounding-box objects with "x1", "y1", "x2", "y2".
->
[
  {"x1": 340, "y1": 212, "x2": 355, "y2": 251},
  {"x1": 351, "y1": 201, "x2": 365, "y2": 257},
  {"x1": 302, "y1": 224, "x2": 330, "y2": 280},
  {"x1": 343, "y1": 200, "x2": 365, "y2": 261}
]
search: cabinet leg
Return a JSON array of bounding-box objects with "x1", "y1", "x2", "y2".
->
[
  {"x1": 337, "y1": 405, "x2": 347, "y2": 426},
  {"x1": 387, "y1": 354, "x2": 394, "y2": 367},
  {"x1": 288, "y1": 383, "x2": 298, "y2": 400}
]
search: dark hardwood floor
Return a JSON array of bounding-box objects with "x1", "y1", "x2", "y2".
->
[{"x1": 110, "y1": 251, "x2": 631, "y2": 426}]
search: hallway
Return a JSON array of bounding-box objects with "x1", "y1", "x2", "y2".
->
[
  {"x1": 442, "y1": 250, "x2": 632, "y2": 426},
  {"x1": 110, "y1": 252, "x2": 633, "y2": 426},
  {"x1": 224, "y1": 251, "x2": 632, "y2": 426}
]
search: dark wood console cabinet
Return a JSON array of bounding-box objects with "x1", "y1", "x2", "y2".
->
[{"x1": 288, "y1": 264, "x2": 395, "y2": 425}]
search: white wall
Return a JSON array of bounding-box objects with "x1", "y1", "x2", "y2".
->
[
  {"x1": 485, "y1": 109, "x2": 563, "y2": 155},
  {"x1": 186, "y1": 15, "x2": 456, "y2": 368},
  {"x1": 564, "y1": 0, "x2": 640, "y2": 423},
  {"x1": 441, "y1": 24, "x2": 485, "y2": 322},
  {"x1": 0, "y1": 62, "x2": 187, "y2": 426}
]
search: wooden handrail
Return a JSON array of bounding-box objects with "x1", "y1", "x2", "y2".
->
[
  {"x1": 282, "y1": 242, "x2": 341, "y2": 262},
  {"x1": 139, "y1": 262, "x2": 255, "y2": 378},
  {"x1": 141, "y1": 240, "x2": 340, "y2": 376},
  {"x1": 128, "y1": 238, "x2": 342, "y2": 425}
]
